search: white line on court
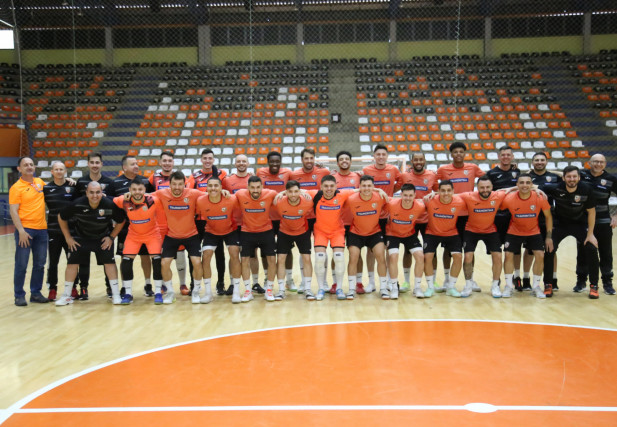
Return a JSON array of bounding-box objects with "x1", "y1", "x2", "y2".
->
[{"x1": 11, "y1": 404, "x2": 617, "y2": 414}]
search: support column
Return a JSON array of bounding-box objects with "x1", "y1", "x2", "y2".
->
[
  {"x1": 583, "y1": 12, "x2": 592, "y2": 55},
  {"x1": 389, "y1": 20, "x2": 397, "y2": 62},
  {"x1": 198, "y1": 25, "x2": 211, "y2": 65},
  {"x1": 296, "y1": 23, "x2": 304, "y2": 64},
  {"x1": 483, "y1": 16, "x2": 492, "y2": 59},
  {"x1": 104, "y1": 27, "x2": 113, "y2": 67}
]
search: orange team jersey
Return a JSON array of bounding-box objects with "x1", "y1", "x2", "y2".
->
[
  {"x1": 309, "y1": 189, "x2": 355, "y2": 234},
  {"x1": 332, "y1": 171, "x2": 361, "y2": 226},
  {"x1": 222, "y1": 173, "x2": 250, "y2": 194},
  {"x1": 276, "y1": 196, "x2": 314, "y2": 236},
  {"x1": 197, "y1": 194, "x2": 238, "y2": 236},
  {"x1": 459, "y1": 191, "x2": 507, "y2": 234},
  {"x1": 346, "y1": 192, "x2": 387, "y2": 236},
  {"x1": 235, "y1": 188, "x2": 277, "y2": 233},
  {"x1": 186, "y1": 169, "x2": 228, "y2": 192},
  {"x1": 385, "y1": 198, "x2": 426, "y2": 238},
  {"x1": 362, "y1": 164, "x2": 402, "y2": 197},
  {"x1": 426, "y1": 195, "x2": 466, "y2": 237},
  {"x1": 9, "y1": 177, "x2": 47, "y2": 230},
  {"x1": 256, "y1": 167, "x2": 292, "y2": 221},
  {"x1": 113, "y1": 195, "x2": 165, "y2": 237},
  {"x1": 501, "y1": 192, "x2": 551, "y2": 236},
  {"x1": 399, "y1": 169, "x2": 438, "y2": 223},
  {"x1": 436, "y1": 163, "x2": 485, "y2": 194},
  {"x1": 290, "y1": 167, "x2": 330, "y2": 190},
  {"x1": 149, "y1": 172, "x2": 172, "y2": 190},
  {"x1": 154, "y1": 188, "x2": 202, "y2": 239}
]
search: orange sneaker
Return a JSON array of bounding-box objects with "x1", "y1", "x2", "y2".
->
[
  {"x1": 589, "y1": 285, "x2": 599, "y2": 300},
  {"x1": 544, "y1": 283, "x2": 553, "y2": 298},
  {"x1": 180, "y1": 284, "x2": 190, "y2": 296}
]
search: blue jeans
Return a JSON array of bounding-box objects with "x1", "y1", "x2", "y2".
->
[{"x1": 14, "y1": 228, "x2": 48, "y2": 299}]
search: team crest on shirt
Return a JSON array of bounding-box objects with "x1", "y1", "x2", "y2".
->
[
  {"x1": 386, "y1": 173, "x2": 391, "y2": 178},
  {"x1": 424, "y1": 179, "x2": 428, "y2": 184},
  {"x1": 334, "y1": 199, "x2": 338, "y2": 204},
  {"x1": 350, "y1": 179, "x2": 355, "y2": 184},
  {"x1": 222, "y1": 207, "x2": 227, "y2": 212},
  {"x1": 299, "y1": 209, "x2": 303, "y2": 214},
  {"x1": 601, "y1": 179, "x2": 607, "y2": 186},
  {"x1": 451, "y1": 208, "x2": 456, "y2": 212},
  {"x1": 530, "y1": 205, "x2": 535, "y2": 210},
  {"x1": 312, "y1": 175, "x2": 316, "y2": 179},
  {"x1": 65, "y1": 187, "x2": 71, "y2": 193},
  {"x1": 142, "y1": 206, "x2": 147, "y2": 211},
  {"x1": 574, "y1": 195, "x2": 581, "y2": 203},
  {"x1": 98, "y1": 209, "x2": 105, "y2": 216},
  {"x1": 279, "y1": 174, "x2": 284, "y2": 179},
  {"x1": 490, "y1": 200, "x2": 496, "y2": 206},
  {"x1": 512, "y1": 172, "x2": 517, "y2": 178},
  {"x1": 184, "y1": 198, "x2": 189, "y2": 203},
  {"x1": 546, "y1": 177, "x2": 552, "y2": 182},
  {"x1": 464, "y1": 170, "x2": 469, "y2": 175},
  {"x1": 260, "y1": 201, "x2": 265, "y2": 207},
  {"x1": 372, "y1": 203, "x2": 377, "y2": 208},
  {"x1": 409, "y1": 214, "x2": 415, "y2": 219}
]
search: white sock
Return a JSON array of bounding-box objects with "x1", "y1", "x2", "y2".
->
[
  {"x1": 368, "y1": 271, "x2": 375, "y2": 286},
  {"x1": 232, "y1": 278, "x2": 241, "y2": 294},
  {"x1": 492, "y1": 279, "x2": 500, "y2": 287},
  {"x1": 533, "y1": 275, "x2": 542, "y2": 289},
  {"x1": 356, "y1": 272, "x2": 362, "y2": 283},
  {"x1": 523, "y1": 272, "x2": 530, "y2": 279},
  {"x1": 414, "y1": 277, "x2": 423, "y2": 290},
  {"x1": 109, "y1": 279, "x2": 120, "y2": 297},
  {"x1": 286, "y1": 269, "x2": 293, "y2": 283},
  {"x1": 202, "y1": 279, "x2": 210, "y2": 295},
  {"x1": 144, "y1": 278, "x2": 151, "y2": 286},
  {"x1": 265, "y1": 280, "x2": 274, "y2": 290},
  {"x1": 470, "y1": 273, "x2": 475, "y2": 282},
  {"x1": 63, "y1": 281, "x2": 74, "y2": 297},
  {"x1": 252, "y1": 273, "x2": 259, "y2": 285},
  {"x1": 333, "y1": 252, "x2": 345, "y2": 288},
  {"x1": 348, "y1": 275, "x2": 357, "y2": 293},
  {"x1": 314, "y1": 252, "x2": 327, "y2": 289},
  {"x1": 553, "y1": 272, "x2": 558, "y2": 279},
  {"x1": 448, "y1": 276, "x2": 457, "y2": 289},
  {"x1": 505, "y1": 274, "x2": 513, "y2": 288},
  {"x1": 278, "y1": 279, "x2": 285, "y2": 292},
  {"x1": 321, "y1": 252, "x2": 329, "y2": 287},
  {"x1": 164, "y1": 280, "x2": 173, "y2": 293},
  {"x1": 426, "y1": 275, "x2": 434, "y2": 288},
  {"x1": 403, "y1": 268, "x2": 411, "y2": 284},
  {"x1": 444, "y1": 269, "x2": 451, "y2": 283},
  {"x1": 176, "y1": 251, "x2": 186, "y2": 285},
  {"x1": 154, "y1": 280, "x2": 162, "y2": 294},
  {"x1": 123, "y1": 280, "x2": 133, "y2": 296},
  {"x1": 299, "y1": 256, "x2": 305, "y2": 278},
  {"x1": 389, "y1": 279, "x2": 397, "y2": 291},
  {"x1": 303, "y1": 276, "x2": 312, "y2": 293},
  {"x1": 514, "y1": 269, "x2": 520, "y2": 278},
  {"x1": 465, "y1": 279, "x2": 473, "y2": 289}
]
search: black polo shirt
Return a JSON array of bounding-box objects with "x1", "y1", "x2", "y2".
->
[
  {"x1": 60, "y1": 196, "x2": 125, "y2": 240},
  {"x1": 43, "y1": 181, "x2": 78, "y2": 234},
  {"x1": 580, "y1": 170, "x2": 617, "y2": 225}
]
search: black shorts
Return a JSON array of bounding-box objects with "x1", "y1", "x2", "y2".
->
[
  {"x1": 277, "y1": 230, "x2": 312, "y2": 255},
  {"x1": 67, "y1": 237, "x2": 115, "y2": 265},
  {"x1": 386, "y1": 234, "x2": 423, "y2": 253},
  {"x1": 423, "y1": 234, "x2": 463, "y2": 254},
  {"x1": 344, "y1": 225, "x2": 351, "y2": 241},
  {"x1": 271, "y1": 220, "x2": 281, "y2": 235},
  {"x1": 162, "y1": 234, "x2": 202, "y2": 258},
  {"x1": 195, "y1": 219, "x2": 207, "y2": 240},
  {"x1": 494, "y1": 211, "x2": 511, "y2": 244},
  {"x1": 505, "y1": 233, "x2": 544, "y2": 253},
  {"x1": 241, "y1": 229, "x2": 276, "y2": 257},
  {"x1": 347, "y1": 231, "x2": 384, "y2": 249},
  {"x1": 463, "y1": 231, "x2": 502, "y2": 253},
  {"x1": 202, "y1": 230, "x2": 240, "y2": 251},
  {"x1": 378, "y1": 218, "x2": 387, "y2": 237},
  {"x1": 415, "y1": 222, "x2": 428, "y2": 239},
  {"x1": 456, "y1": 216, "x2": 468, "y2": 237},
  {"x1": 526, "y1": 223, "x2": 547, "y2": 255},
  {"x1": 307, "y1": 218, "x2": 316, "y2": 233}
]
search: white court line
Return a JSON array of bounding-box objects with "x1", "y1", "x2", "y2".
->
[
  {"x1": 2, "y1": 320, "x2": 617, "y2": 425},
  {"x1": 12, "y1": 404, "x2": 617, "y2": 414}
]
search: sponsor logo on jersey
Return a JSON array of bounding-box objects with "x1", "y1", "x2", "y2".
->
[
  {"x1": 131, "y1": 218, "x2": 150, "y2": 224},
  {"x1": 246, "y1": 208, "x2": 266, "y2": 213},
  {"x1": 265, "y1": 180, "x2": 284, "y2": 186},
  {"x1": 515, "y1": 213, "x2": 536, "y2": 218},
  {"x1": 283, "y1": 215, "x2": 302, "y2": 220},
  {"x1": 416, "y1": 186, "x2": 428, "y2": 191},
  {"x1": 207, "y1": 215, "x2": 227, "y2": 220},
  {"x1": 434, "y1": 213, "x2": 454, "y2": 219},
  {"x1": 393, "y1": 219, "x2": 412, "y2": 225},
  {"x1": 357, "y1": 210, "x2": 377, "y2": 216},
  {"x1": 450, "y1": 178, "x2": 469, "y2": 183},
  {"x1": 320, "y1": 205, "x2": 340, "y2": 210},
  {"x1": 299, "y1": 182, "x2": 317, "y2": 187},
  {"x1": 474, "y1": 208, "x2": 495, "y2": 213},
  {"x1": 169, "y1": 205, "x2": 189, "y2": 210},
  {"x1": 374, "y1": 180, "x2": 390, "y2": 186}
]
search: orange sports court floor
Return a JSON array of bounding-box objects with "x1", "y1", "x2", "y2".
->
[{"x1": 1, "y1": 233, "x2": 617, "y2": 426}]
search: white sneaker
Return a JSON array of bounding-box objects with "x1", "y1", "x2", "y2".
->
[
  {"x1": 491, "y1": 283, "x2": 502, "y2": 298},
  {"x1": 200, "y1": 293, "x2": 213, "y2": 304},
  {"x1": 112, "y1": 294, "x2": 122, "y2": 305},
  {"x1": 434, "y1": 283, "x2": 445, "y2": 293},
  {"x1": 413, "y1": 287, "x2": 425, "y2": 299},
  {"x1": 380, "y1": 289, "x2": 390, "y2": 300},
  {"x1": 286, "y1": 281, "x2": 298, "y2": 292},
  {"x1": 232, "y1": 290, "x2": 241, "y2": 304},
  {"x1": 163, "y1": 291, "x2": 176, "y2": 304},
  {"x1": 265, "y1": 288, "x2": 275, "y2": 302},
  {"x1": 191, "y1": 287, "x2": 201, "y2": 304},
  {"x1": 390, "y1": 286, "x2": 399, "y2": 300},
  {"x1": 471, "y1": 281, "x2": 482, "y2": 292},
  {"x1": 274, "y1": 290, "x2": 285, "y2": 301},
  {"x1": 297, "y1": 282, "x2": 305, "y2": 294},
  {"x1": 446, "y1": 287, "x2": 461, "y2": 298},
  {"x1": 461, "y1": 282, "x2": 473, "y2": 298},
  {"x1": 502, "y1": 285, "x2": 514, "y2": 298},
  {"x1": 365, "y1": 283, "x2": 376, "y2": 293},
  {"x1": 241, "y1": 290, "x2": 254, "y2": 303},
  {"x1": 55, "y1": 296, "x2": 73, "y2": 306},
  {"x1": 532, "y1": 286, "x2": 547, "y2": 299},
  {"x1": 305, "y1": 290, "x2": 315, "y2": 301}
]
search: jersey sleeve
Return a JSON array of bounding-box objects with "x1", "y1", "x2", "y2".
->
[
  {"x1": 112, "y1": 204, "x2": 126, "y2": 223},
  {"x1": 185, "y1": 174, "x2": 195, "y2": 189},
  {"x1": 474, "y1": 164, "x2": 486, "y2": 177},
  {"x1": 435, "y1": 167, "x2": 444, "y2": 181},
  {"x1": 112, "y1": 196, "x2": 124, "y2": 209}
]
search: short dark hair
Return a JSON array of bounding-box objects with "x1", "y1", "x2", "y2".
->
[
  {"x1": 439, "y1": 180, "x2": 454, "y2": 189},
  {"x1": 170, "y1": 171, "x2": 185, "y2": 182},
  {"x1": 321, "y1": 175, "x2": 336, "y2": 184},
  {"x1": 360, "y1": 175, "x2": 374, "y2": 184},
  {"x1": 17, "y1": 156, "x2": 32, "y2": 167},
  {"x1": 87, "y1": 151, "x2": 103, "y2": 162},
  {"x1": 563, "y1": 165, "x2": 580, "y2": 176},
  {"x1": 267, "y1": 151, "x2": 282, "y2": 161},
  {"x1": 201, "y1": 148, "x2": 214, "y2": 157},
  {"x1": 248, "y1": 175, "x2": 262, "y2": 185},
  {"x1": 300, "y1": 148, "x2": 315, "y2": 158},
  {"x1": 477, "y1": 175, "x2": 492, "y2": 184},
  {"x1": 286, "y1": 180, "x2": 300, "y2": 190},
  {"x1": 532, "y1": 152, "x2": 547, "y2": 160},
  {"x1": 207, "y1": 176, "x2": 222, "y2": 184},
  {"x1": 373, "y1": 144, "x2": 388, "y2": 153},
  {"x1": 130, "y1": 177, "x2": 145, "y2": 186},
  {"x1": 121, "y1": 155, "x2": 136, "y2": 167},
  {"x1": 449, "y1": 142, "x2": 466, "y2": 152},
  {"x1": 498, "y1": 145, "x2": 513, "y2": 152},
  {"x1": 400, "y1": 183, "x2": 416, "y2": 192},
  {"x1": 160, "y1": 150, "x2": 174, "y2": 159},
  {"x1": 336, "y1": 150, "x2": 352, "y2": 161},
  {"x1": 517, "y1": 173, "x2": 532, "y2": 182}
]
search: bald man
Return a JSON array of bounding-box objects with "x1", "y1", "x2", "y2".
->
[
  {"x1": 56, "y1": 182, "x2": 126, "y2": 306},
  {"x1": 578, "y1": 154, "x2": 617, "y2": 294}
]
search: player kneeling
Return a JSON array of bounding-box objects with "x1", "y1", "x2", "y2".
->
[
  {"x1": 114, "y1": 178, "x2": 165, "y2": 305},
  {"x1": 385, "y1": 184, "x2": 426, "y2": 299}
]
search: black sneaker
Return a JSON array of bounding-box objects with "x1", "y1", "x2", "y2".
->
[
  {"x1": 15, "y1": 296, "x2": 27, "y2": 306},
  {"x1": 225, "y1": 284, "x2": 234, "y2": 296},
  {"x1": 252, "y1": 283, "x2": 266, "y2": 294},
  {"x1": 106, "y1": 285, "x2": 112, "y2": 298},
  {"x1": 216, "y1": 281, "x2": 226, "y2": 295},
  {"x1": 553, "y1": 278, "x2": 559, "y2": 291},
  {"x1": 144, "y1": 284, "x2": 154, "y2": 297},
  {"x1": 30, "y1": 293, "x2": 49, "y2": 303},
  {"x1": 514, "y1": 276, "x2": 523, "y2": 292},
  {"x1": 522, "y1": 277, "x2": 532, "y2": 291},
  {"x1": 120, "y1": 287, "x2": 126, "y2": 297},
  {"x1": 603, "y1": 284, "x2": 616, "y2": 295},
  {"x1": 573, "y1": 282, "x2": 586, "y2": 293},
  {"x1": 79, "y1": 287, "x2": 89, "y2": 301}
]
